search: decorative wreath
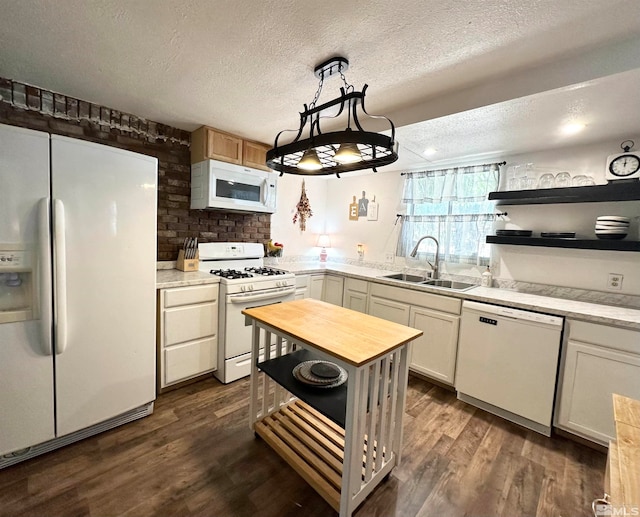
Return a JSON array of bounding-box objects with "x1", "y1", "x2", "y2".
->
[{"x1": 292, "y1": 179, "x2": 313, "y2": 231}]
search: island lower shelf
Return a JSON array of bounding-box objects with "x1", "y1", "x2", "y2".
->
[{"x1": 258, "y1": 348, "x2": 347, "y2": 428}]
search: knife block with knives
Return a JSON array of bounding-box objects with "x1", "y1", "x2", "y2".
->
[{"x1": 177, "y1": 237, "x2": 199, "y2": 272}]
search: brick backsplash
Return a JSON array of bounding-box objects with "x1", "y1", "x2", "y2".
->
[{"x1": 0, "y1": 77, "x2": 270, "y2": 260}]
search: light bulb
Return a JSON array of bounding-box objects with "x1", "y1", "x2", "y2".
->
[
  {"x1": 297, "y1": 149, "x2": 323, "y2": 170},
  {"x1": 334, "y1": 142, "x2": 362, "y2": 164}
]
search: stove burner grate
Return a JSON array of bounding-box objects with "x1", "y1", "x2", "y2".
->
[
  {"x1": 244, "y1": 267, "x2": 286, "y2": 276},
  {"x1": 210, "y1": 269, "x2": 254, "y2": 279}
]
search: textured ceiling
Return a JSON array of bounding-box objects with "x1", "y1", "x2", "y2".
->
[{"x1": 1, "y1": 0, "x2": 640, "y2": 170}]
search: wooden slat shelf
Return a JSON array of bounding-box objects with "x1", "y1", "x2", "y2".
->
[
  {"x1": 488, "y1": 182, "x2": 640, "y2": 205},
  {"x1": 255, "y1": 400, "x2": 345, "y2": 512},
  {"x1": 608, "y1": 394, "x2": 640, "y2": 509},
  {"x1": 486, "y1": 235, "x2": 640, "y2": 252}
]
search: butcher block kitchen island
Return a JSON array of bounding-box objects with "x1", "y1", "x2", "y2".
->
[{"x1": 243, "y1": 299, "x2": 423, "y2": 517}]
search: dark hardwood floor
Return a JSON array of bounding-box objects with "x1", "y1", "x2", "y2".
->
[{"x1": 0, "y1": 375, "x2": 605, "y2": 517}]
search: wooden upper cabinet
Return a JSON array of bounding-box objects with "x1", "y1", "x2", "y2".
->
[
  {"x1": 242, "y1": 140, "x2": 271, "y2": 172},
  {"x1": 191, "y1": 126, "x2": 271, "y2": 171}
]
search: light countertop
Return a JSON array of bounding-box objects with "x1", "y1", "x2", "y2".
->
[
  {"x1": 157, "y1": 262, "x2": 640, "y2": 330},
  {"x1": 156, "y1": 269, "x2": 220, "y2": 289}
]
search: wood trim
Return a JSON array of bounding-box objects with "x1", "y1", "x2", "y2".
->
[
  {"x1": 609, "y1": 394, "x2": 640, "y2": 508},
  {"x1": 190, "y1": 126, "x2": 271, "y2": 170},
  {"x1": 243, "y1": 140, "x2": 271, "y2": 172},
  {"x1": 190, "y1": 126, "x2": 207, "y2": 164}
]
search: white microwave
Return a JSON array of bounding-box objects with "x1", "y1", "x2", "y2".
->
[{"x1": 190, "y1": 160, "x2": 277, "y2": 213}]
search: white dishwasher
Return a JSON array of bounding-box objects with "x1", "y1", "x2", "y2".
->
[{"x1": 455, "y1": 300, "x2": 563, "y2": 436}]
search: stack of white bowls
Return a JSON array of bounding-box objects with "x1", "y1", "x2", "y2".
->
[{"x1": 595, "y1": 216, "x2": 629, "y2": 240}]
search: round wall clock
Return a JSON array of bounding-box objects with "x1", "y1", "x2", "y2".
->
[{"x1": 606, "y1": 140, "x2": 640, "y2": 181}]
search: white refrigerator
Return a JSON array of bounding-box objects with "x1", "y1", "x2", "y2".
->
[{"x1": 0, "y1": 123, "x2": 157, "y2": 465}]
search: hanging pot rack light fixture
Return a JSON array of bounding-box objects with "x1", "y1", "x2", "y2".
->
[{"x1": 266, "y1": 56, "x2": 399, "y2": 178}]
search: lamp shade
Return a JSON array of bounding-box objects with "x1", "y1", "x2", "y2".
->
[
  {"x1": 334, "y1": 142, "x2": 362, "y2": 164},
  {"x1": 317, "y1": 234, "x2": 331, "y2": 248},
  {"x1": 297, "y1": 149, "x2": 323, "y2": 171}
]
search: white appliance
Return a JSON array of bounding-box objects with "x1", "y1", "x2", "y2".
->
[
  {"x1": 455, "y1": 300, "x2": 563, "y2": 436},
  {"x1": 190, "y1": 159, "x2": 277, "y2": 213},
  {"x1": 0, "y1": 123, "x2": 157, "y2": 468},
  {"x1": 198, "y1": 242, "x2": 295, "y2": 383}
]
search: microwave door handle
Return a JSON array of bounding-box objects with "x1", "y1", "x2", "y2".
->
[{"x1": 262, "y1": 179, "x2": 269, "y2": 205}]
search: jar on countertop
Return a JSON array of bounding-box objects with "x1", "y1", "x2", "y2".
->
[{"x1": 481, "y1": 266, "x2": 493, "y2": 287}]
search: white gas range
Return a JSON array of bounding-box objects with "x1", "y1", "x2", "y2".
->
[{"x1": 198, "y1": 242, "x2": 295, "y2": 384}]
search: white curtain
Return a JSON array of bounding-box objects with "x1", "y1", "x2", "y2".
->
[{"x1": 399, "y1": 163, "x2": 499, "y2": 265}]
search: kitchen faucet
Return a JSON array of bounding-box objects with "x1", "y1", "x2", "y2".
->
[{"x1": 409, "y1": 235, "x2": 439, "y2": 279}]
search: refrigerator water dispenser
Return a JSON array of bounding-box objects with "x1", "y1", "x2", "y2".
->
[{"x1": 0, "y1": 248, "x2": 36, "y2": 324}]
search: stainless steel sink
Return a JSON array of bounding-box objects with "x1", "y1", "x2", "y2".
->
[
  {"x1": 420, "y1": 279, "x2": 476, "y2": 291},
  {"x1": 380, "y1": 273, "x2": 428, "y2": 283}
]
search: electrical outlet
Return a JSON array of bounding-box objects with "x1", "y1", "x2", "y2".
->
[
  {"x1": 607, "y1": 273, "x2": 623, "y2": 291},
  {"x1": 385, "y1": 253, "x2": 395, "y2": 263}
]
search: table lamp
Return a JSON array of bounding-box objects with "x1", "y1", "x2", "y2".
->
[{"x1": 317, "y1": 234, "x2": 331, "y2": 262}]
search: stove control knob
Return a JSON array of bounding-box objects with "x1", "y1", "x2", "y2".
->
[
  {"x1": 250, "y1": 285, "x2": 254, "y2": 291},
  {"x1": 241, "y1": 286, "x2": 246, "y2": 292}
]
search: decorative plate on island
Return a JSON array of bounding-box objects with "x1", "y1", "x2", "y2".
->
[{"x1": 293, "y1": 360, "x2": 348, "y2": 388}]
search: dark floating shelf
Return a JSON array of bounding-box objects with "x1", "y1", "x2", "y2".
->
[
  {"x1": 488, "y1": 182, "x2": 640, "y2": 205},
  {"x1": 257, "y1": 348, "x2": 347, "y2": 428},
  {"x1": 486, "y1": 235, "x2": 640, "y2": 252}
]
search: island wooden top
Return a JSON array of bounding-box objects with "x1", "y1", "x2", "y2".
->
[
  {"x1": 242, "y1": 298, "x2": 423, "y2": 367},
  {"x1": 609, "y1": 394, "x2": 640, "y2": 508}
]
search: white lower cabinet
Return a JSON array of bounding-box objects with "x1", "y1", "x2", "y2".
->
[
  {"x1": 158, "y1": 283, "x2": 219, "y2": 391},
  {"x1": 409, "y1": 306, "x2": 460, "y2": 385},
  {"x1": 322, "y1": 275, "x2": 344, "y2": 306},
  {"x1": 555, "y1": 319, "x2": 640, "y2": 445},
  {"x1": 342, "y1": 277, "x2": 370, "y2": 314},
  {"x1": 368, "y1": 283, "x2": 461, "y2": 385},
  {"x1": 294, "y1": 274, "x2": 309, "y2": 300},
  {"x1": 309, "y1": 274, "x2": 324, "y2": 300}
]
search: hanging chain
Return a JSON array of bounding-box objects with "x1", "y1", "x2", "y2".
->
[
  {"x1": 309, "y1": 73, "x2": 324, "y2": 110},
  {"x1": 339, "y1": 66, "x2": 353, "y2": 93}
]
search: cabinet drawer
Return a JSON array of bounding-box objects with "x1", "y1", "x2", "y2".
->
[
  {"x1": 164, "y1": 337, "x2": 217, "y2": 384},
  {"x1": 344, "y1": 277, "x2": 369, "y2": 294},
  {"x1": 295, "y1": 275, "x2": 309, "y2": 288},
  {"x1": 568, "y1": 320, "x2": 639, "y2": 354},
  {"x1": 164, "y1": 284, "x2": 218, "y2": 308},
  {"x1": 370, "y1": 283, "x2": 461, "y2": 314},
  {"x1": 164, "y1": 302, "x2": 218, "y2": 346}
]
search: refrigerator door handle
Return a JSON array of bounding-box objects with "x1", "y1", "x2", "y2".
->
[
  {"x1": 53, "y1": 198, "x2": 68, "y2": 355},
  {"x1": 38, "y1": 198, "x2": 53, "y2": 356}
]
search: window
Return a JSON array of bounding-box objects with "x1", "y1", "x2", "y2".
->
[{"x1": 399, "y1": 164, "x2": 499, "y2": 265}]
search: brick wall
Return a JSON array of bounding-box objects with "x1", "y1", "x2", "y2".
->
[{"x1": 0, "y1": 77, "x2": 270, "y2": 261}]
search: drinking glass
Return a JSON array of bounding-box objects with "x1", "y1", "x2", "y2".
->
[
  {"x1": 571, "y1": 175, "x2": 588, "y2": 186},
  {"x1": 538, "y1": 173, "x2": 555, "y2": 189},
  {"x1": 555, "y1": 172, "x2": 571, "y2": 188}
]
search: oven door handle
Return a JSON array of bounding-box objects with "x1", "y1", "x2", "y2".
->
[{"x1": 228, "y1": 286, "x2": 296, "y2": 303}]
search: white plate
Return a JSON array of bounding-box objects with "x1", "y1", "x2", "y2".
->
[
  {"x1": 596, "y1": 216, "x2": 630, "y2": 222},
  {"x1": 595, "y1": 223, "x2": 629, "y2": 229},
  {"x1": 595, "y1": 229, "x2": 628, "y2": 234}
]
